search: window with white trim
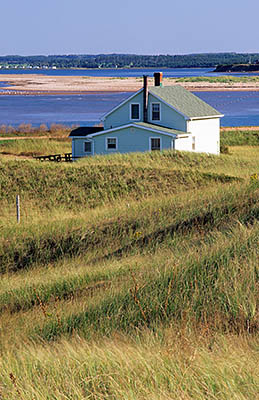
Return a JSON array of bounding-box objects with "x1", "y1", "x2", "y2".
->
[
  {"x1": 150, "y1": 138, "x2": 161, "y2": 151},
  {"x1": 84, "y1": 141, "x2": 92, "y2": 153},
  {"x1": 130, "y1": 103, "x2": 140, "y2": 120},
  {"x1": 106, "y1": 137, "x2": 117, "y2": 150},
  {"x1": 152, "y1": 103, "x2": 160, "y2": 121}
]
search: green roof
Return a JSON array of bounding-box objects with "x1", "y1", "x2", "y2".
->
[
  {"x1": 134, "y1": 122, "x2": 186, "y2": 136},
  {"x1": 149, "y1": 85, "x2": 221, "y2": 118}
]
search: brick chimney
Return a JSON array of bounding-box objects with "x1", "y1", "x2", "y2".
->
[{"x1": 154, "y1": 72, "x2": 163, "y2": 86}]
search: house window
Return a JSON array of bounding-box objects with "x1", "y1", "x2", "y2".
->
[
  {"x1": 192, "y1": 136, "x2": 195, "y2": 151},
  {"x1": 84, "y1": 141, "x2": 92, "y2": 153},
  {"x1": 106, "y1": 137, "x2": 117, "y2": 150},
  {"x1": 150, "y1": 137, "x2": 161, "y2": 151},
  {"x1": 130, "y1": 103, "x2": 140, "y2": 120},
  {"x1": 152, "y1": 103, "x2": 160, "y2": 121}
]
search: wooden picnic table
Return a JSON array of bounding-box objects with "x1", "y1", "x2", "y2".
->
[{"x1": 34, "y1": 153, "x2": 72, "y2": 162}]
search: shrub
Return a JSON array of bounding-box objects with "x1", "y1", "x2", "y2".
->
[{"x1": 220, "y1": 143, "x2": 230, "y2": 154}]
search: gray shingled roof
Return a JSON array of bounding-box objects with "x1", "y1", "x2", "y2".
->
[
  {"x1": 149, "y1": 85, "x2": 221, "y2": 118},
  {"x1": 134, "y1": 122, "x2": 186, "y2": 136}
]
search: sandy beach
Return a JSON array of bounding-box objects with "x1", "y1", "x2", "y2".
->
[{"x1": 1, "y1": 74, "x2": 259, "y2": 95}]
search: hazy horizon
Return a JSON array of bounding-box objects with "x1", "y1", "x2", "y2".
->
[{"x1": 1, "y1": 51, "x2": 259, "y2": 57}]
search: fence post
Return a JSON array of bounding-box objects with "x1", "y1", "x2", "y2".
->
[{"x1": 16, "y1": 195, "x2": 20, "y2": 223}]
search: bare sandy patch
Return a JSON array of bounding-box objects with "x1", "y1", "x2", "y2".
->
[{"x1": 1, "y1": 74, "x2": 259, "y2": 95}]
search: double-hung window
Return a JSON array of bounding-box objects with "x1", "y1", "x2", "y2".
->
[
  {"x1": 130, "y1": 103, "x2": 140, "y2": 120},
  {"x1": 84, "y1": 141, "x2": 92, "y2": 153},
  {"x1": 106, "y1": 137, "x2": 117, "y2": 150},
  {"x1": 152, "y1": 103, "x2": 160, "y2": 121},
  {"x1": 150, "y1": 138, "x2": 161, "y2": 151}
]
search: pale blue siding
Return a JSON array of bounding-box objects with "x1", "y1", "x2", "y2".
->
[
  {"x1": 104, "y1": 91, "x2": 144, "y2": 129},
  {"x1": 103, "y1": 90, "x2": 187, "y2": 132},
  {"x1": 148, "y1": 93, "x2": 187, "y2": 131},
  {"x1": 72, "y1": 138, "x2": 93, "y2": 159},
  {"x1": 73, "y1": 126, "x2": 174, "y2": 158},
  {"x1": 94, "y1": 126, "x2": 173, "y2": 155}
]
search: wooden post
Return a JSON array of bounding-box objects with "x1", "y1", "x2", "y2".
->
[{"x1": 16, "y1": 195, "x2": 20, "y2": 223}]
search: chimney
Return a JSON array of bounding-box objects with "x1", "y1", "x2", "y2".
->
[
  {"x1": 154, "y1": 72, "x2": 163, "y2": 86},
  {"x1": 143, "y1": 75, "x2": 148, "y2": 123}
]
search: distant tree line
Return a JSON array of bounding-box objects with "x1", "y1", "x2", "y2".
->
[{"x1": 1, "y1": 53, "x2": 259, "y2": 69}]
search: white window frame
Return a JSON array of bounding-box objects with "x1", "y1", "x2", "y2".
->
[
  {"x1": 130, "y1": 103, "x2": 140, "y2": 121},
  {"x1": 106, "y1": 137, "x2": 118, "y2": 151},
  {"x1": 151, "y1": 102, "x2": 161, "y2": 122},
  {"x1": 84, "y1": 140, "x2": 93, "y2": 154},
  {"x1": 149, "y1": 137, "x2": 162, "y2": 151}
]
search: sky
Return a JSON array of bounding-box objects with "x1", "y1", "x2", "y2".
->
[{"x1": 0, "y1": 0, "x2": 258, "y2": 56}]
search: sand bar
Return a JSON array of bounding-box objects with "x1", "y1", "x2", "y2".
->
[{"x1": 1, "y1": 74, "x2": 259, "y2": 95}]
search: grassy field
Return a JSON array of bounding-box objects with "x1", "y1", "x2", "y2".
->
[
  {"x1": 0, "y1": 129, "x2": 258, "y2": 399},
  {"x1": 176, "y1": 75, "x2": 259, "y2": 83},
  {"x1": 0, "y1": 137, "x2": 71, "y2": 157}
]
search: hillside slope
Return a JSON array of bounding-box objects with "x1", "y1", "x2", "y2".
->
[{"x1": 0, "y1": 140, "x2": 258, "y2": 399}]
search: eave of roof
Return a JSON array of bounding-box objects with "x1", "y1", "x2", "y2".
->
[
  {"x1": 85, "y1": 122, "x2": 187, "y2": 139},
  {"x1": 134, "y1": 122, "x2": 186, "y2": 136}
]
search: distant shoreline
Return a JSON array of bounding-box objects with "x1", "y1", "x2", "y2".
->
[
  {"x1": 1, "y1": 74, "x2": 259, "y2": 95},
  {"x1": 214, "y1": 64, "x2": 259, "y2": 73}
]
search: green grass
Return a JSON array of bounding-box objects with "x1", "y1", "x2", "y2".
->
[
  {"x1": 0, "y1": 140, "x2": 258, "y2": 399},
  {"x1": 221, "y1": 129, "x2": 259, "y2": 146},
  {"x1": 0, "y1": 137, "x2": 71, "y2": 156},
  {"x1": 1, "y1": 332, "x2": 258, "y2": 400},
  {"x1": 176, "y1": 75, "x2": 259, "y2": 83},
  {"x1": 0, "y1": 156, "x2": 241, "y2": 215},
  {"x1": 2, "y1": 180, "x2": 258, "y2": 274}
]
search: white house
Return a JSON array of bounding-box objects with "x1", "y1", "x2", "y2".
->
[{"x1": 70, "y1": 73, "x2": 223, "y2": 158}]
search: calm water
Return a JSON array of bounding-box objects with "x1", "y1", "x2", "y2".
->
[
  {"x1": 195, "y1": 91, "x2": 259, "y2": 126},
  {"x1": 0, "y1": 68, "x2": 259, "y2": 127},
  {"x1": 1, "y1": 67, "x2": 259, "y2": 78},
  {"x1": 0, "y1": 92, "x2": 129, "y2": 127},
  {"x1": 0, "y1": 91, "x2": 259, "y2": 127}
]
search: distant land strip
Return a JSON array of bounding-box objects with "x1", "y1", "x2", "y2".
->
[
  {"x1": 1, "y1": 52, "x2": 259, "y2": 69},
  {"x1": 214, "y1": 63, "x2": 259, "y2": 73},
  {"x1": 1, "y1": 75, "x2": 259, "y2": 94}
]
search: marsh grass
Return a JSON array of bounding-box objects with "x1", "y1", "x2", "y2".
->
[
  {"x1": 176, "y1": 75, "x2": 259, "y2": 83},
  {"x1": 0, "y1": 220, "x2": 256, "y2": 314},
  {"x1": 34, "y1": 222, "x2": 258, "y2": 341},
  {"x1": 0, "y1": 137, "x2": 71, "y2": 157},
  {"x1": 0, "y1": 143, "x2": 258, "y2": 399},
  {"x1": 220, "y1": 129, "x2": 259, "y2": 146},
  {"x1": 0, "y1": 331, "x2": 258, "y2": 399},
  {"x1": 0, "y1": 154, "x2": 243, "y2": 222},
  {"x1": 1, "y1": 181, "x2": 258, "y2": 273}
]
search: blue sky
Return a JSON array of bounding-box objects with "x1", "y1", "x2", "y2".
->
[{"x1": 1, "y1": 0, "x2": 258, "y2": 55}]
